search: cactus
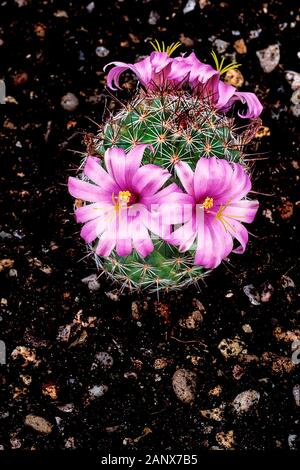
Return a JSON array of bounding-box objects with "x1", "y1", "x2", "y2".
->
[{"x1": 68, "y1": 46, "x2": 263, "y2": 292}]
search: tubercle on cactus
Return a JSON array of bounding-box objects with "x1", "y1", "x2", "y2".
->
[{"x1": 68, "y1": 46, "x2": 263, "y2": 292}]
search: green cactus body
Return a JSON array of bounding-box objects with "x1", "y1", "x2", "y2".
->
[{"x1": 86, "y1": 91, "x2": 258, "y2": 292}]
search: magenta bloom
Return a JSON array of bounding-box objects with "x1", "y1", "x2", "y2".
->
[
  {"x1": 105, "y1": 50, "x2": 263, "y2": 119},
  {"x1": 169, "y1": 157, "x2": 259, "y2": 269},
  {"x1": 169, "y1": 52, "x2": 263, "y2": 119},
  {"x1": 104, "y1": 51, "x2": 173, "y2": 91},
  {"x1": 68, "y1": 145, "x2": 185, "y2": 258}
]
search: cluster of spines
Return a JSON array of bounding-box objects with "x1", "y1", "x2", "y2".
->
[
  {"x1": 90, "y1": 241, "x2": 209, "y2": 293},
  {"x1": 95, "y1": 92, "x2": 253, "y2": 171}
]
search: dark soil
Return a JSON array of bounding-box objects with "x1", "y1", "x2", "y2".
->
[{"x1": 0, "y1": 0, "x2": 299, "y2": 453}]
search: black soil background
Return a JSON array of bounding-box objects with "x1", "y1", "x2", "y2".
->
[{"x1": 0, "y1": 0, "x2": 300, "y2": 454}]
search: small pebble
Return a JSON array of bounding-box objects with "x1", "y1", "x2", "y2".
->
[
  {"x1": 153, "y1": 358, "x2": 167, "y2": 369},
  {"x1": 95, "y1": 351, "x2": 114, "y2": 369},
  {"x1": 86, "y1": 2, "x2": 95, "y2": 13},
  {"x1": 81, "y1": 273, "x2": 100, "y2": 291},
  {"x1": 179, "y1": 33, "x2": 194, "y2": 47},
  {"x1": 172, "y1": 369, "x2": 197, "y2": 404},
  {"x1": 9, "y1": 269, "x2": 18, "y2": 278},
  {"x1": 183, "y1": 0, "x2": 196, "y2": 14},
  {"x1": 242, "y1": 324, "x2": 253, "y2": 333},
  {"x1": 293, "y1": 385, "x2": 300, "y2": 407},
  {"x1": 216, "y1": 430, "x2": 234, "y2": 449},
  {"x1": 285, "y1": 71, "x2": 300, "y2": 90},
  {"x1": 234, "y1": 38, "x2": 247, "y2": 54},
  {"x1": 288, "y1": 434, "x2": 298, "y2": 450},
  {"x1": 148, "y1": 10, "x2": 160, "y2": 25},
  {"x1": 232, "y1": 390, "x2": 260, "y2": 413},
  {"x1": 224, "y1": 69, "x2": 244, "y2": 88},
  {"x1": 25, "y1": 415, "x2": 53, "y2": 434},
  {"x1": 200, "y1": 407, "x2": 224, "y2": 422},
  {"x1": 218, "y1": 337, "x2": 245, "y2": 358},
  {"x1": 88, "y1": 384, "x2": 108, "y2": 398},
  {"x1": 213, "y1": 39, "x2": 229, "y2": 54},
  {"x1": 95, "y1": 46, "x2": 110, "y2": 58},
  {"x1": 61, "y1": 93, "x2": 79, "y2": 112},
  {"x1": 243, "y1": 284, "x2": 261, "y2": 305},
  {"x1": 256, "y1": 44, "x2": 280, "y2": 73},
  {"x1": 249, "y1": 28, "x2": 262, "y2": 39}
]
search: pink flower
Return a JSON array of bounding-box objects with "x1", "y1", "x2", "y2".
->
[
  {"x1": 105, "y1": 49, "x2": 262, "y2": 119},
  {"x1": 68, "y1": 145, "x2": 186, "y2": 258},
  {"x1": 104, "y1": 51, "x2": 174, "y2": 91},
  {"x1": 169, "y1": 157, "x2": 259, "y2": 269},
  {"x1": 169, "y1": 52, "x2": 220, "y2": 90},
  {"x1": 170, "y1": 52, "x2": 263, "y2": 119}
]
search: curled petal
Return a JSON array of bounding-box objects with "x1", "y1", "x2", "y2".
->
[
  {"x1": 234, "y1": 91, "x2": 263, "y2": 119},
  {"x1": 227, "y1": 219, "x2": 249, "y2": 254},
  {"x1": 104, "y1": 61, "x2": 132, "y2": 90}
]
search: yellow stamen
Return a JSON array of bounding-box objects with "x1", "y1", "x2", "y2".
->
[
  {"x1": 213, "y1": 198, "x2": 246, "y2": 232},
  {"x1": 149, "y1": 39, "x2": 181, "y2": 57},
  {"x1": 203, "y1": 197, "x2": 214, "y2": 210},
  {"x1": 211, "y1": 50, "x2": 241, "y2": 76}
]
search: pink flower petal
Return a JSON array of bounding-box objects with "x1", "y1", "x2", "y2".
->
[
  {"x1": 175, "y1": 161, "x2": 194, "y2": 195},
  {"x1": 75, "y1": 202, "x2": 112, "y2": 223},
  {"x1": 96, "y1": 227, "x2": 116, "y2": 256},
  {"x1": 223, "y1": 200, "x2": 259, "y2": 224},
  {"x1": 115, "y1": 212, "x2": 132, "y2": 257},
  {"x1": 130, "y1": 55, "x2": 153, "y2": 86},
  {"x1": 233, "y1": 91, "x2": 263, "y2": 119},
  {"x1": 104, "y1": 61, "x2": 134, "y2": 90},
  {"x1": 169, "y1": 219, "x2": 197, "y2": 252},
  {"x1": 80, "y1": 218, "x2": 106, "y2": 244},
  {"x1": 104, "y1": 147, "x2": 127, "y2": 189},
  {"x1": 226, "y1": 219, "x2": 249, "y2": 254},
  {"x1": 132, "y1": 219, "x2": 154, "y2": 258},
  {"x1": 193, "y1": 158, "x2": 211, "y2": 201},
  {"x1": 194, "y1": 218, "x2": 215, "y2": 268},
  {"x1": 216, "y1": 81, "x2": 236, "y2": 109},
  {"x1": 125, "y1": 144, "x2": 152, "y2": 186},
  {"x1": 141, "y1": 183, "x2": 180, "y2": 205},
  {"x1": 84, "y1": 157, "x2": 118, "y2": 193},
  {"x1": 133, "y1": 164, "x2": 171, "y2": 196},
  {"x1": 68, "y1": 177, "x2": 102, "y2": 202}
]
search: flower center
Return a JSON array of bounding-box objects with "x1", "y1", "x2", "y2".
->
[
  {"x1": 118, "y1": 190, "x2": 131, "y2": 204},
  {"x1": 202, "y1": 196, "x2": 214, "y2": 210},
  {"x1": 112, "y1": 190, "x2": 139, "y2": 213}
]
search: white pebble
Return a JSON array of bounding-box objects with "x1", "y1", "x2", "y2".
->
[
  {"x1": 61, "y1": 93, "x2": 79, "y2": 112},
  {"x1": 95, "y1": 46, "x2": 110, "y2": 58},
  {"x1": 89, "y1": 384, "x2": 108, "y2": 398},
  {"x1": 183, "y1": 0, "x2": 196, "y2": 14}
]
